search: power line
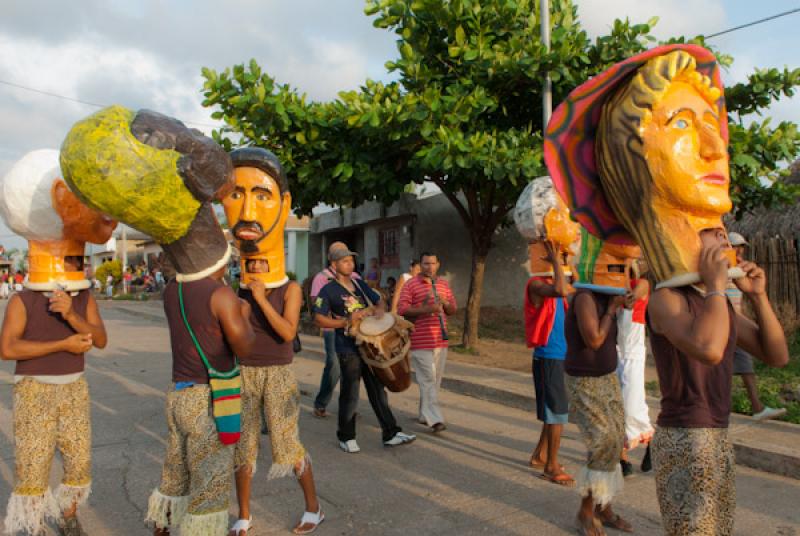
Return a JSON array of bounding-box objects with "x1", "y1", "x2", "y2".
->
[
  {"x1": 0, "y1": 78, "x2": 219, "y2": 130},
  {"x1": 705, "y1": 7, "x2": 800, "y2": 39}
]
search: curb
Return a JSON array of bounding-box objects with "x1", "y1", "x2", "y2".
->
[{"x1": 112, "y1": 307, "x2": 800, "y2": 481}]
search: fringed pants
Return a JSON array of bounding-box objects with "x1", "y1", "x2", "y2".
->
[
  {"x1": 566, "y1": 373, "x2": 625, "y2": 507},
  {"x1": 145, "y1": 385, "x2": 233, "y2": 536},
  {"x1": 234, "y1": 365, "x2": 309, "y2": 479},
  {"x1": 4, "y1": 377, "x2": 92, "y2": 535}
]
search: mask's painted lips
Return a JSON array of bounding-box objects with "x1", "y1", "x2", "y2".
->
[
  {"x1": 701, "y1": 173, "x2": 727, "y2": 185},
  {"x1": 236, "y1": 228, "x2": 261, "y2": 240}
]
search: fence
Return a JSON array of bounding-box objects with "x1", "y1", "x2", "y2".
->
[{"x1": 746, "y1": 235, "x2": 800, "y2": 319}]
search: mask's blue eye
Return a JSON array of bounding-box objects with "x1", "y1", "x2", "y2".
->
[{"x1": 675, "y1": 118, "x2": 689, "y2": 129}]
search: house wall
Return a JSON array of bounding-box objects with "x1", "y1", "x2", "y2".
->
[{"x1": 310, "y1": 194, "x2": 529, "y2": 308}]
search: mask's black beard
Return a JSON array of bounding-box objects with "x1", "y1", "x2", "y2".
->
[
  {"x1": 239, "y1": 240, "x2": 259, "y2": 254},
  {"x1": 232, "y1": 220, "x2": 265, "y2": 255}
]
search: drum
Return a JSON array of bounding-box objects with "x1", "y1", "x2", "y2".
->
[{"x1": 350, "y1": 313, "x2": 414, "y2": 392}]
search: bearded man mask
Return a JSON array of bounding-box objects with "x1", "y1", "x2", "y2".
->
[{"x1": 223, "y1": 147, "x2": 291, "y2": 288}]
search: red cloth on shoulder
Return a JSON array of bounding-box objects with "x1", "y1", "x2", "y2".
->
[{"x1": 524, "y1": 276, "x2": 568, "y2": 348}]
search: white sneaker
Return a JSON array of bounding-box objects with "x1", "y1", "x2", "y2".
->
[
  {"x1": 384, "y1": 431, "x2": 416, "y2": 447},
  {"x1": 339, "y1": 439, "x2": 360, "y2": 453},
  {"x1": 752, "y1": 406, "x2": 787, "y2": 421}
]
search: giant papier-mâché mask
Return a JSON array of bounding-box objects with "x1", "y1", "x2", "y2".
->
[
  {"x1": 59, "y1": 105, "x2": 235, "y2": 281},
  {"x1": 0, "y1": 149, "x2": 117, "y2": 291},
  {"x1": 573, "y1": 228, "x2": 642, "y2": 295},
  {"x1": 513, "y1": 176, "x2": 580, "y2": 277},
  {"x1": 223, "y1": 147, "x2": 291, "y2": 288},
  {"x1": 544, "y1": 44, "x2": 743, "y2": 289}
]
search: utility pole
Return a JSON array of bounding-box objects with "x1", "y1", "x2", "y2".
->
[
  {"x1": 541, "y1": 0, "x2": 552, "y2": 127},
  {"x1": 121, "y1": 225, "x2": 128, "y2": 294}
]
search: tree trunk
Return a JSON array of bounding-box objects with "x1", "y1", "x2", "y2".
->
[{"x1": 461, "y1": 241, "x2": 490, "y2": 349}]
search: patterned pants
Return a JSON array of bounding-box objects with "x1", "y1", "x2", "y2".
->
[
  {"x1": 4, "y1": 377, "x2": 92, "y2": 536},
  {"x1": 145, "y1": 385, "x2": 233, "y2": 536},
  {"x1": 566, "y1": 373, "x2": 625, "y2": 507},
  {"x1": 235, "y1": 365, "x2": 309, "y2": 479},
  {"x1": 652, "y1": 427, "x2": 735, "y2": 536}
]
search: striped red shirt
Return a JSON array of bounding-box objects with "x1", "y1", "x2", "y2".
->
[{"x1": 397, "y1": 275, "x2": 455, "y2": 350}]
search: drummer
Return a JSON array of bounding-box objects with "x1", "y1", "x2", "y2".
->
[{"x1": 313, "y1": 246, "x2": 417, "y2": 453}]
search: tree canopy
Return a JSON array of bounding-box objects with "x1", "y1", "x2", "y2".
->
[{"x1": 202, "y1": 0, "x2": 799, "y2": 347}]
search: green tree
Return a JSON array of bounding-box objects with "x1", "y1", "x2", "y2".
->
[
  {"x1": 202, "y1": 0, "x2": 799, "y2": 348},
  {"x1": 95, "y1": 259, "x2": 122, "y2": 290}
]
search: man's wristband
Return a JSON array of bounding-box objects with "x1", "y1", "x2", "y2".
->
[{"x1": 705, "y1": 290, "x2": 726, "y2": 300}]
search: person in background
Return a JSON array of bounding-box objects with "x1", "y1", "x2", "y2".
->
[
  {"x1": 726, "y1": 232, "x2": 787, "y2": 421},
  {"x1": 397, "y1": 252, "x2": 456, "y2": 434},
  {"x1": 365, "y1": 257, "x2": 382, "y2": 289},
  {"x1": 391, "y1": 260, "x2": 421, "y2": 313},
  {"x1": 616, "y1": 269, "x2": 654, "y2": 477},
  {"x1": 384, "y1": 276, "x2": 397, "y2": 306},
  {"x1": 313, "y1": 246, "x2": 415, "y2": 452},
  {"x1": 310, "y1": 242, "x2": 361, "y2": 418},
  {"x1": 525, "y1": 241, "x2": 574, "y2": 487},
  {"x1": 0, "y1": 271, "x2": 9, "y2": 299}
]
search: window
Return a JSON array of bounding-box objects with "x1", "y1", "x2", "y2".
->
[{"x1": 379, "y1": 227, "x2": 400, "y2": 267}]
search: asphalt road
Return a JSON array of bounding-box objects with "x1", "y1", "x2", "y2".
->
[{"x1": 0, "y1": 301, "x2": 798, "y2": 535}]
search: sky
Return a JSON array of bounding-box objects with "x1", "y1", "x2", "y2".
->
[{"x1": 0, "y1": 0, "x2": 798, "y2": 249}]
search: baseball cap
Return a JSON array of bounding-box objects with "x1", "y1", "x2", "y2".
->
[
  {"x1": 329, "y1": 248, "x2": 358, "y2": 262},
  {"x1": 728, "y1": 232, "x2": 748, "y2": 247}
]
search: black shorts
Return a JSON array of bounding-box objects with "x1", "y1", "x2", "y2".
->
[
  {"x1": 733, "y1": 347, "x2": 755, "y2": 375},
  {"x1": 532, "y1": 357, "x2": 569, "y2": 424}
]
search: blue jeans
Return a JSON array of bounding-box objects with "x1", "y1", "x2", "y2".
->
[{"x1": 314, "y1": 330, "x2": 340, "y2": 410}]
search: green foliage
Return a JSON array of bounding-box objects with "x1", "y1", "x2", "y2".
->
[
  {"x1": 95, "y1": 259, "x2": 122, "y2": 286},
  {"x1": 731, "y1": 331, "x2": 800, "y2": 424},
  {"x1": 201, "y1": 0, "x2": 800, "y2": 344},
  {"x1": 287, "y1": 271, "x2": 297, "y2": 281}
]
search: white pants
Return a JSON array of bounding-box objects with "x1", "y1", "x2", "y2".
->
[
  {"x1": 411, "y1": 348, "x2": 447, "y2": 426},
  {"x1": 616, "y1": 310, "x2": 653, "y2": 448}
]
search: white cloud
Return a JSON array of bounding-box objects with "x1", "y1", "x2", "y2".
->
[{"x1": 575, "y1": 0, "x2": 727, "y2": 40}]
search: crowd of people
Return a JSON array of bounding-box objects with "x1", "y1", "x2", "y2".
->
[{"x1": 0, "y1": 270, "x2": 28, "y2": 298}]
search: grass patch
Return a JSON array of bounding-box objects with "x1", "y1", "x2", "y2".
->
[
  {"x1": 731, "y1": 330, "x2": 800, "y2": 424},
  {"x1": 645, "y1": 380, "x2": 660, "y2": 397},
  {"x1": 450, "y1": 344, "x2": 481, "y2": 356}
]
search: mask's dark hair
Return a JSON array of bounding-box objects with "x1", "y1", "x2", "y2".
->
[{"x1": 230, "y1": 147, "x2": 289, "y2": 194}]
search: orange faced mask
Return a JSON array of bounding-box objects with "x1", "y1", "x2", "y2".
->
[
  {"x1": 0, "y1": 149, "x2": 117, "y2": 291},
  {"x1": 515, "y1": 176, "x2": 580, "y2": 277},
  {"x1": 574, "y1": 228, "x2": 641, "y2": 294},
  {"x1": 223, "y1": 148, "x2": 291, "y2": 288}
]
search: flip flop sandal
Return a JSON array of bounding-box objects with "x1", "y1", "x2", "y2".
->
[
  {"x1": 574, "y1": 515, "x2": 604, "y2": 536},
  {"x1": 600, "y1": 514, "x2": 633, "y2": 533},
  {"x1": 538, "y1": 471, "x2": 575, "y2": 487},
  {"x1": 230, "y1": 517, "x2": 252, "y2": 536},
  {"x1": 528, "y1": 459, "x2": 566, "y2": 472},
  {"x1": 293, "y1": 509, "x2": 325, "y2": 535}
]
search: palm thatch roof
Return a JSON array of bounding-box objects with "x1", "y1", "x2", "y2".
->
[{"x1": 726, "y1": 160, "x2": 800, "y2": 239}]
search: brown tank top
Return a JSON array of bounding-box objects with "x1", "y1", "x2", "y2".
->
[
  {"x1": 15, "y1": 289, "x2": 91, "y2": 376},
  {"x1": 164, "y1": 278, "x2": 236, "y2": 384},
  {"x1": 648, "y1": 287, "x2": 736, "y2": 428},
  {"x1": 238, "y1": 283, "x2": 294, "y2": 367},
  {"x1": 564, "y1": 289, "x2": 618, "y2": 377}
]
